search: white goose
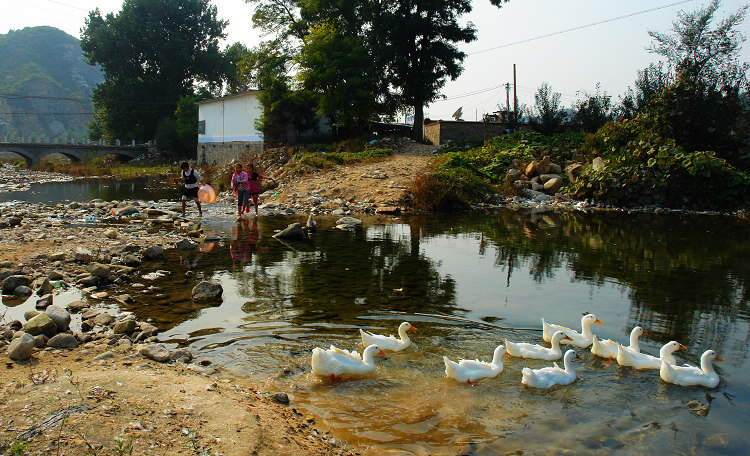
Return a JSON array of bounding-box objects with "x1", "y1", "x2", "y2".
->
[
  {"x1": 541, "y1": 314, "x2": 604, "y2": 348},
  {"x1": 660, "y1": 349, "x2": 723, "y2": 388},
  {"x1": 505, "y1": 331, "x2": 571, "y2": 361},
  {"x1": 311, "y1": 344, "x2": 384, "y2": 380},
  {"x1": 360, "y1": 321, "x2": 417, "y2": 352},
  {"x1": 521, "y1": 349, "x2": 578, "y2": 388},
  {"x1": 616, "y1": 340, "x2": 685, "y2": 370},
  {"x1": 591, "y1": 326, "x2": 645, "y2": 359},
  {"x1": 443, "y1": 345, "x2": 506, "y2": 383}
]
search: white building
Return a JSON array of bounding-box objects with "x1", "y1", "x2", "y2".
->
[{"x1": 196, "y1": 91, "x2": 264, "y2": 165}]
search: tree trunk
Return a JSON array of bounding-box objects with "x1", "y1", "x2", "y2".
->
[{"x1": 412, "y1": 102, "x2": 424, "y2": 141}]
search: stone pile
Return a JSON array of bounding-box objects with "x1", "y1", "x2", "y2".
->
[{"x1": 505, "y1": 155, "x2": 586, "y2": 203}]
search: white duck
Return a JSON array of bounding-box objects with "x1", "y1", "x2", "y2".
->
[
  {"x1": 541, "y1": 314, "x2": 604, "y2": 348},
  {"x1": 660, "y1": 349, "x2": 723, "y2": 388},
  {"x1": 311, "y1": 344, "x2": 384, "y2": 380},
  {"x1": 443, "y1": 344, "x2": 506, "y2": 383},
  {"x1": 616, "y1": 340, "x2": 685, "y2": 370},
  {"x1": 591, "y1": 326, "x2": 645, "y2": 359},
  {"x1": 360, "y1": 321, "x2": 416, "y2": 352},
  {"x1": 505, "y1": 330, "x2": 571, "y2": 361},
  {"x1": 521, "y1": 349, "x2": 578, "y2": 388}
]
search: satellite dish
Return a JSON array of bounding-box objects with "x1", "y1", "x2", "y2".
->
[{"x1": 452, "y1": 107, "x2": 463, "y2": 121}]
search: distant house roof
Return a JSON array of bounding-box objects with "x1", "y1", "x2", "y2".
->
[{"x1": 195, "y1": 90, "x2": 261, "y2": 105}]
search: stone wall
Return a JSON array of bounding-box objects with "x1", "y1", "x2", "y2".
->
[
  {"x1": 423, "y1": 120, "x2": 532, "y2": 145},
  {"x1": 197, "y1": 141, "x2": 264, "y2": 166}
]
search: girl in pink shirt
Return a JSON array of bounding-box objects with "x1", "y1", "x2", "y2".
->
[{"x1": 244, "y1": 163, "x2": 276, "y2": 216}]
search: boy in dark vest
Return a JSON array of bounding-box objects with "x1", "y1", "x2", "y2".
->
[{"x1": 174, "y1": 161, "x2": 204, "y2": 218}]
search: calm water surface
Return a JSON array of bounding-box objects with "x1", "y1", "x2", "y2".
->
[{"x1": 3, "y1": 200, "x2": 749, "y2": 455}]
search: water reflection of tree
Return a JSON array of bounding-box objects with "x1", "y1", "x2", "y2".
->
[{"x1": 439, "y1": 210, "x2": 750, "y2": 361}]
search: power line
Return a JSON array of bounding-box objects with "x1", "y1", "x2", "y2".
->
[{"x1": 468, "y1": 0, "x2": 697, "y2": 56}]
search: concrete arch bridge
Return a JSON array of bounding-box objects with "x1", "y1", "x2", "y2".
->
[{"x1": 0, "y1": 142, "x2": 147, "y2": 167}]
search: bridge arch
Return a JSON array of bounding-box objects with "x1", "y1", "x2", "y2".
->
[{"x1": 0, "y1": 148, "x2": 36, "y2": 168}]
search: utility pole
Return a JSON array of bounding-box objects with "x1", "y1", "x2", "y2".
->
[
  {"x1": 505, "y1": 83, "x2": 511, "y2": 113},
  {"x1": 513, "y1": 64, "x2": 518, "y2": 129}
]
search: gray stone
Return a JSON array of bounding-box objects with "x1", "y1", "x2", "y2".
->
[
  {"x1": 93, "y1": 313, "x2": 115, "y2": 326},
  {"x1": 66, "y1": 300, "x2": 88, "y2": 313},
  {"x1": 336, "y1": 216, "x2": 363, "y2": 226},
  {"x1": 175, "y1": 239, "x2": 196, "y2": 251},
  {"x1": 46, "y1": 305, "x2": 71, "y2": 332},
  {"x1": 1, "y1": 275, "x2": 30, "y2": 294},
  {"x1": 33, "y1": 334, "x2": 49, "y2": 348},
  {"x1": 77, "y1": 274, "x2": 99, "y2": 287},
  {"x1": 114, "y1": 294, "x2": 134, "y2": 304},
  {"x1": 74, "y1": 247, "x2": 93, "y2": 263},
  {"x1": 35, "y1": 293, "x2": 53, "y2": 310},
  {"x1": 192, "y1": 281, "x2": 223, "y2": 302},
  {"x1": 104, "y1": 229, "x2": 119, "y2": 239},
  {"x1": 8, "y1": 333, "x2": 35, "y2": 360},
  {"x1": 87, "y1": 262, "x2": 111, "y2": 278},
  {"x1": 592, "y1": 157, "x2": 607, "y2": 172},
  {"x1": 34, "y1": 278, "x2": 54, "y2": 295},
  {"x1": 113, "y1": 320, "x2": 137, "y2": 334},
  {"x1": 123, "y1": 254, "x2": 140, "y2": 267},
  {"x1": 93, "y1": 351, "x2": 114, "y2": 361},
  {"x1": 47, "y1": 333, "x2": 78, "y2": 349},
  {"x1": 140, "y1": 344, "x2": 171, "y2": 362},
  {"x1": 170, "y1": 349, "x2": 194, "y2": 363},
  {"x1": 565, "y1": 163, "x2": 585, "y2": 182},
  {"x1": 543, "y1": 177, "x2": 565, "y2": 194},
  {"x1": 23, "y1": 313, "x2": 57, "y2": 338},
  {"x1": 143, "y1": 245, "x2": 164, "y2": 260},
  {"x1": 273, "y1": 223, "x2": 307, "y2": 240},
  {"x1": 13, "y1": 286, "x2": 32, "y2": 297},
  {"x1": 49, "y1": 252, "x2": 66, "y2": 262},
  {"x1": 117, "y1": 206, "x2": 140, "y2": 216},
  {"x1": 272, "y1": 392, "x2": 290, "y2": 405},
  {"x1": 539, "y1": 174, "x2": 563, "y2": 184},
  {"x1": 24, "y1": 310, "x2": 40, "y2": 321},
  {"x1": 48, "y1": 270, "x2": 64, "y2": 280}
]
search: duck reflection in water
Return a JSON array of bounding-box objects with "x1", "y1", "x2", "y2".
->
[{"x1": 231, "y1": 218, "x2": 259, "y2": 266}]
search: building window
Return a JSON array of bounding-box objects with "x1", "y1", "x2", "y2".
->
[{"x1": 198, "y1": 120, "x2": 206, "y2": 135}]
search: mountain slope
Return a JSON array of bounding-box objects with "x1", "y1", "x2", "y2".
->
[{"x1": 0, "y1": 26, "x2": 103, "y2": 140}]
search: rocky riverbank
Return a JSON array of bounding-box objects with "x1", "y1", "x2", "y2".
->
[{"x1": 0, "y1": 197, "x2": 360, "y2": 455}]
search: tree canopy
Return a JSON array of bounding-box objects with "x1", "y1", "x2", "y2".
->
[{"x1": 80, "y1": 0, "x2": 227, "y2": 144}]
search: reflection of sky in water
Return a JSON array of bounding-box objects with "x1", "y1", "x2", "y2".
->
[
  {"x1": 0, "y1": 177, "x2": 176, "y2": 204},
  {"x1": 3, "y1": 209, "x2": 749, "y2": 455}
]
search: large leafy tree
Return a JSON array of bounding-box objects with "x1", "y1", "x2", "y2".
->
[
  {"x1": 531, "y1": 82, "x2": 566, "y2": 136},
  {"x1": 81, "y1": 0, "x2": 227, "y2": 142}
]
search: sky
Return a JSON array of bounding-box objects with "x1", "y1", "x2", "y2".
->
[{"x1": 1, "y1": 0, "x2": 749, "y2": 121}]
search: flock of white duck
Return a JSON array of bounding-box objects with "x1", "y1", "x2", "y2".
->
[{"x1": 310, "y1": 315, "x2": 723, "y2": 389}]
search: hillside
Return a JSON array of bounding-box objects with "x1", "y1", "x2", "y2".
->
[{"x1": 0, "y1": 26, "x2": 102, "y2": 140}]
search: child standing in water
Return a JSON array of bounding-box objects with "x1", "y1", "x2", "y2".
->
[
  {"x1": 244, "y1": 163, "x2": 276, "y2": 216},
  {"x1": 174, "y1": 161, "x2": 204, "y2": 218},
  {"x1": 231, "y1": 163, "x2": 248, "y2": 220}
]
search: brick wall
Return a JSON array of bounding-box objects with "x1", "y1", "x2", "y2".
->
[
  {"x1": 197, "y1": 141, "x2": 264, "y2": 166},
  {"x1": 423, "y1": 120, "x2": 517, "y2": 145}
]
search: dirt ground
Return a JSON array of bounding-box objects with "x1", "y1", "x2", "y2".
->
[
  {"x1": 0, "y1": 344, "x2": 356, "y2": 456},
  {"x1": 1, "y1": 148, "x2": 439, "y2": 456}
]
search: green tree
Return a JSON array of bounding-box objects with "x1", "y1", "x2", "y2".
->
[
  {"x1": 530, "y1": 82, "x2": 566, "y2": 136},
  {"x1": 645, "y1": 0, "x2": 749, "y2": 161},
  {"x1": 572, "y1": 84, "x2": 612, "y2": 133},
  {"x1": 617, "y1": 62, "x2": 673, "y2": 120},
  {"x1": 80, "y1": 0, "x2": 227, "y2": 142},
  {"x1": 381, "y1": 0, "x2": 477, "y2": 139}
]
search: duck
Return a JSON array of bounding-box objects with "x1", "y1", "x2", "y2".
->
[
  {"x1": 591, "y1": 326, "x2": 645, "y2": 359},
  {"x1": 311, "y1": 344, "x2": 385, "y2": 380},
  {"x1": 360, "y1": 321, "x2": 417, "y2": 352},
  {"x1": 541, "y1": 314, "x2": 604, "y2": 348},
  {"x1": 443, "y1": 344, "x2": 506, "y2": 383},
  {"x1": 521, "y1": 349, "x2": 578, "y2": 388},
  {"x1": 616, "y1": 340, "x2": 685, "y2": 370},
  {"x1": 660, "y1": 349, "x2": 722, "y2": 388},
  {"x1": 505, "y1": 330, "x2": 571, "y2": 360}
]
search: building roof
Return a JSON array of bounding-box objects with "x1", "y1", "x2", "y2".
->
[{"x1": 195, "y1": 90, "x2": 261, "y2": 105}]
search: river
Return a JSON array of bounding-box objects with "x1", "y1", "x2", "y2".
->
[{"x1": 2, "y1": 179, "x2": 749, "y2": 455}]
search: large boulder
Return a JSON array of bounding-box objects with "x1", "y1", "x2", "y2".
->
[
  {"x1": 543, "y1": 177, "x2": 565, "y2": 194},
  {"x1": 23, "y1": 313, "x2": 57, "y2": 338},
  {"x1": 35, "y1": 294, "x2": 53, "y2": 310},
  {"x1": 1, "y1": 275, "x2": 30, "y2": 294},
  {"x1": 8, "y1": 333, "x2": 35, "y2": 360},
  {"x1": 74, "y1": 247, "x2": 93, "y2": 263},
  {"x1": 46, "y1": 305, "x2": 71, "y2": 332},
  {"x1": 273, "y1": 223, "x2": 307, "y2": 240},
  {"x1": 143, "y1": 245, "x2": 164, "y2": 260},
  {"x1": 46, "y1": 333, "x2": 78, "y2": 349},
  {"x1": 140, "y1": 344, "x2": 171, "y2": 362},
  {"x1": 87, "y1": 262, "x2": 111, "y2": 278},
  {"x1": 113, "y1": 319, "x2": 137, "y2": 334},
  {"x1": 175, "y1": 239, "x2": 196, "y2": 251},
  {"x1": 192, "y1": 281, "x2": 223, "y2": 302},
  {"x1": 565, "y1": 163, "x2": 585, "y2": 182}
]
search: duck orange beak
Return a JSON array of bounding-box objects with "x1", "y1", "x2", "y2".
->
[
  {"x1": 595, "y1": 319, "x2": 604, "y2": 325},
  {"x1": 678, "y1": 344, "x2": 687, "y2": 350},
  {"x1": 716, "y1": 356, "x2": 724, "y2": 362},
  {"x1": 378, "y1": 350, "x2": 388, "y2": 357},
  {"x1": 409, "y1": 325, "x2": 417, "y2": 331},
  {"x1": 563, "y1": 336, "x2": 573, "y2": 341},
  {"x1": 642, "y1": 332, "x2": 648, "y2": 336}
]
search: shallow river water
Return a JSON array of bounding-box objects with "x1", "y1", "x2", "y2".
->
[{"x1": 2, "y1": 184, "x2": 750, "y2": 455}]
